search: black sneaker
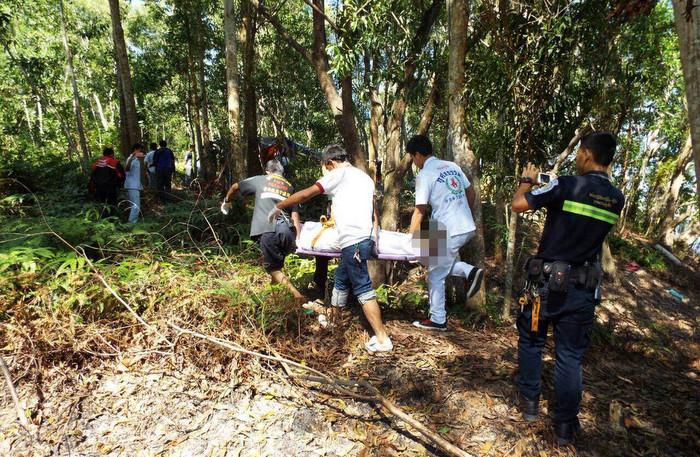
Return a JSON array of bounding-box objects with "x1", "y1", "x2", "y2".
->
[
  {"x1": 412, "y1": 319, "x2": 447, "y2": 331},
  {"x1": 520, "y1": 395, "x2": 539, "y2": 422},
  {"x1": 466, "y1": 268, "x2": 484, "y2": 298},
  {"x1": 554, "y1": 418, "x2": 581, "y2": 446}
]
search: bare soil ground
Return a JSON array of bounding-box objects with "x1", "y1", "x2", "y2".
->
[{"x1": 1, "y1": 256, "x2": 699, "y2": 457}]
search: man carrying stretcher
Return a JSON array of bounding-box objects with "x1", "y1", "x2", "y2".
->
[
  {"x1": 407, "y1": 135, "x2": 484, "y2": 331},
  {"x1": 269, "y1": 145, "x2": 393, "y2": 354}
]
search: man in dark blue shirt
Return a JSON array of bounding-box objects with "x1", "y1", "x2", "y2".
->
[
  {"x1": 153, "y1": 139, "x2": 176, "y2": 202},
  {"x1": 511, "y1": 132, "x2": 624, "y2": 445}
]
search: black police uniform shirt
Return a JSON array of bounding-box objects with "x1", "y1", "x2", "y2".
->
[
  {"x1": 524, "y1": 171, "x2": 624, "y2": 265},
  {"x1": 238, "y1": 174, "x2": 298, "y2": 237}
]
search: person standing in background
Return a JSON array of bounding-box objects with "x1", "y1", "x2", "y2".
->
[
  {"x1": 184, "y1": 144, "x2": 195, "y2": 185},
  {"x1": 124, "y1": 143, "x2": 145, "y2": 223},
  {"x1": 144, "y1": 142, "x2": 158, "y2": 189},
  {"x1": 89, "y1": 146, "x2": 125, "y2": 218},
  {"x1": 153, "y1": 139, "x2": 176, "y2": 202}
]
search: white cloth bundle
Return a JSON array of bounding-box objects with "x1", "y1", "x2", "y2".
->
[
  {"x1": 377, "y1": 229, "x2": 415, "y2": 256},
  {"x1": 296, "y1": 221, "x2": 341, "y2": 252},
  {"x1": 297, "y1": 222, "x2": 416, "y2": 257}
]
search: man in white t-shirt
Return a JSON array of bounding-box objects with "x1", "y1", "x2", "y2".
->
[
  {"x1": 270, "y1": 145, "x2": 392, "y2": 354},
  {"x1": 144, "y1": 142, "x2": 157, "y2": 188},
  {"x1": 407, "y1": 135, "x2": 484, "y2": 331},
  {"x1": 124, "y1": 143, "x2": 145, "y2": 224}
]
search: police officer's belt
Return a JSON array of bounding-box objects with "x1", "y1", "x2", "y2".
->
[{"x1": 525, "y1": 257, "x2": 601, "y2": 292}]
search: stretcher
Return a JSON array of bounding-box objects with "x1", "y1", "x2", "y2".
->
[{"x1": 295, "y1": 221, "x2": 418, "y2": 261}]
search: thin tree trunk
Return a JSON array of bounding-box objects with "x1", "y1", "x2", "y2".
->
[
  {"x1": 108, "y1": 0, "x2": 139, "y2": 151},
  {"x1": 620, "y1": 129, "x2": 659, "y2": 231},
  {"x1": 93, "y1": 93, "x2": 109, "y2": 131},
  {"x1": 59, "y1": 0, "x2": 90, "y2": 168},
  {"x1": 255, "y1": 0, "x2": 364, "y2": 165},
  {"x1": 5, "y1": 44, "x2": 77, "y2": 156},
  {"x1": 224, "y1": 0, "x2": 245, "y2": 182},
  {"x1": 502, "y1": 160, "x2": 520, "y2": 319},
  {"x1": 447, "y1": 0, "x2": 485, "y2": 309},
  {"x1": 550, "y1": 126, "x2": 591, "y2": 175},
  {"x1": 654, "y1": 134, "x2": 693, "y2": 244},
  {"x1": 187, "y1": 49, "x2": 205, "y2": 174},
  {"x1": 673, "y1": 0, "x2": 700, "y2": 206},
  {"x1": 199, "y1": 43, "x2": 214, "y2": 181},
  {"x1": 36, "y1": 97, "x2": 44, "y2": 136},
  {"x1": 243, "y1": 0, "x2": 261, "y2": 176},
  {"x1": 116, "y1": 60, "x2": 130, "y2": 157},
  {"x1": 22, "y1": 97, "x2": 36, "y2": 147}
]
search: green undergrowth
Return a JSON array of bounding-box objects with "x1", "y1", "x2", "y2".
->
[
  {"x1": 0, "y1": 183, "x2": 308, "y2": 348},
  {"x1": 608, "y1": 234, "x2": 667, "y2": 270}
]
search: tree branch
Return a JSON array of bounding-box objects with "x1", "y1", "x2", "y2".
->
[
  {"x1": 170, "y1": 323, "x2": 473, "y2": 457},
  {"x1": 300, "y1": 0, "x2": 340, "y2": 33},
  {"x1": 550, "y1": 125, "x2": 592, "y2": 174},
  {"x1": 253, "y1": 0, "x2": 312, "y2": 63}
]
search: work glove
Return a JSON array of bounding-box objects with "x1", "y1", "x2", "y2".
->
[
  {"x1": 221, "y1": 201, "x2": 232, "y2": 215},
  {"x1": 267, "y1": 206, "x2": 282, "y2": 223}
]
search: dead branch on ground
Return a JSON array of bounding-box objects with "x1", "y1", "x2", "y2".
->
[{"x1": 169, "y1": 323, "x2": 474, "y2": 457}]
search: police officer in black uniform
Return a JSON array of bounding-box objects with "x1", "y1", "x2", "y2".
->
[{"x1": 510, "y1": 132, "x2": 624, "y2": 445}]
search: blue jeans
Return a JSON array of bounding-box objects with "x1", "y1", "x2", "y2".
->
[
  {"x1": 517, "y1": 285, "x2": 595, "y2": 424},
  {"x1": 332, "y1": 239, "x2": 376, "y2": 306}
]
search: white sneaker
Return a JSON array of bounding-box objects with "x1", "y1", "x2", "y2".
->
[{"x1": 365, "y1": 335, "x2": 393, "y2": 354}]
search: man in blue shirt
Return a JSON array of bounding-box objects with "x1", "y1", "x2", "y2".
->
[
  {"x1": 511, "y1": 131, "x2": 624, "y2": 445},
  {"x1": 153, "y1": 139, "x2": 176, "y2": 202}
]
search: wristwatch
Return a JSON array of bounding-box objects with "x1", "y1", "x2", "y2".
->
[{"x1": 519, "y1": 177, "x2": 534, "y2": 185}]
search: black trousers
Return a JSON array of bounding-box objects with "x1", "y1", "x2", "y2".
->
[
  {"x1": 313, "y1": 255, "x2": 329, "y2": 290},
  {"x1": 156, "y1": 171, "x2": 172, "y2": 202},
  {"x1": 517, "y1": 285, "x2": 595, "y2": 425},
  {"x1": 94, "y1": 188, "x2": 118, "y2": 217}
]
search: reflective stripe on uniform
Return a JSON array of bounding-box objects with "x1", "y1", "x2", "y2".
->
[{"x1": 562, "y1": 200, "x2": 619, "y2": 224}]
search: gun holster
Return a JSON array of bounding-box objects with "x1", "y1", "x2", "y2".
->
[
  {"x1": 525, "y1": 258, "x2": 545, "y2": 283},
  {"x1": 547, "y1": 261, "x2": 571, "y2": 293}
]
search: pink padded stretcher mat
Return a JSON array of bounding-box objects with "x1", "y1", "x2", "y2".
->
[{"x1": 295, "y1": 247, "x2": 415, "y2": 262}]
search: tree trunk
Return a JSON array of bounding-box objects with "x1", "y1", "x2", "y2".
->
[
  {"x1": 601, "y1": 240, "x2": 619, "y2": 284},
  {"x1": 550, "y1": 126, "x2": 591, "y2": 174},
  {"x1": 224, "y1": 0, "x2": 245, "y2": 182},
  {"x1": 502, "y1": 205, "x2": 519, "y2": 319},
  {"x1": 654, "y1": 134, "x2": 693, "y2": 244},
  {"x1": 198, "y1": 43, "x2": 215, "y2": 181},
  {"x1": 59, "y1": 0, "x2": 90, "y2": 168},
  {"x1": 187, "y1": 48, "x2": 205, "y2": 175},
  {"x1": 108, "y1": 0, "x2": 139, "y2": 153},
  {"x1": 243, "y1": 0, "x2": 261, "y2": 176},
  {"x1": 256, "y1": 0, "x2": 364, "y2": 166},
  {"x1": 116, "y1": 62, "x2": 130, "y2": 157},
  {"x1": 93, "y1": 93, "x2": 109, "y2": 131},
  {"x1": 447, "y1": 0, "x2": 485, "y2": 309},
  {"x1": 310, "y1": 0, "x2": 363, "y2": 165},
  {"x1": 673, "y1": 0, "x2": 700, "y2": 206},
  {"x1": 620, "y1": 129, "x2": 659, "y2": 231}
]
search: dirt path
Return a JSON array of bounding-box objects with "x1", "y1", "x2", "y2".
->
[{"x1": 1, "y1": 263, "x2": 699, "y2": 456}]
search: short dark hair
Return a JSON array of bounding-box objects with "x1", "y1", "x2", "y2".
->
[
  {"x1": 580, "y1": 132, "x2": 616, "y2": 166},
  {"x1": 321, "y1": 144, "x2": 348, "y2": 163},
  {"x1": 406, "y1": 135, "x2": 433, "y2": 156},
  {"x1": 103, "y1": 147, "x2": 114, "y2": 156},
  {"x1": 189, "y1": 144, "x2": 195, "y2": 149},
  {"x1": 159, "y1": 139, "x2": 167, "y2": 148},
  {"x1": 131, "y1": 143, "x2": 143, "y2": 152},
  {"x1": 150, "y1": 142, "x2": 158, "y2": 150}
]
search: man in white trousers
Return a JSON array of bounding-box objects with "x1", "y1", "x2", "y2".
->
[
  {"x1": 407, "y1": 135, "x2": 484, "y2": 331},
  {"x1": 124, "y1": 143, "x2": 145, "y2": 224}
]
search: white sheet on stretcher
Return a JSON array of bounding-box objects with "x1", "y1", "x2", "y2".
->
[{"x1": 296, "y1": 222, "x2": 417, "y2": 260}]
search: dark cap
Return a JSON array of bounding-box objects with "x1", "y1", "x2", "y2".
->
[{"x1": 321, "y1": 144, "x2": 347, "y2": 163}]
